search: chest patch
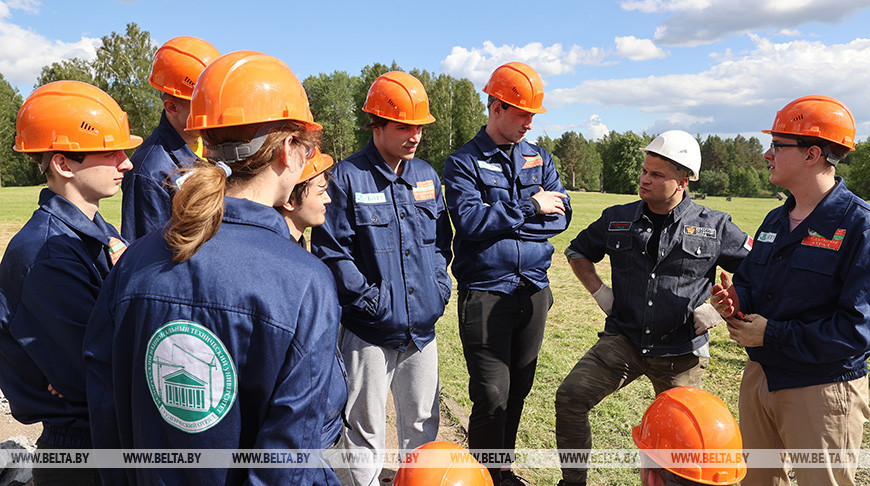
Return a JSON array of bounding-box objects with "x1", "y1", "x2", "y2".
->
[
  {"x1": 108, "y1": 237, "x2": 127, "y2": 266},
  {"x1": 477, "y1": 160, "x2": 503, "y2": 173},
  {"x1": 145, "y1": 320, "x2": 238, "y2": 433},
  {"x1": 802, "y1": 229, "x2": 845, "y2": 251},
  {"x1": 354, "y1": 192, "x2": 387, "y2": 204},
  {"x1": 413, "y1": 180, "x2": 436, "y2": 201},
  {"x1": 758, "y1": 232, "x2": 777, "y2": 243},
  {"x1": 684, "y1": 226, "x2": 716, "y2": 238},
  {"x1": 608, "y1": 221, "x2": 632, "y2": 231},
  {"x1": 522, "y1": 154, "x2": 543, "y2": 169}
]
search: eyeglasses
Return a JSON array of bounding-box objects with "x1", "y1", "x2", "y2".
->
[
  {"x1": 303, "y1": 144, "x2": 317, "y2": 160},
  {"x1": 769, "y1": 142, "x2": 802, "y2": 154}
]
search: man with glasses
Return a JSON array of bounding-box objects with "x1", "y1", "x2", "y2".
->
[{"x1": 712, "y1": 95, "x2": 870, "y2": 486}]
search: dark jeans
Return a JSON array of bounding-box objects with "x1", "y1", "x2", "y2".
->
[
  {"x1": 458, "y1": 284, "x2": 553, "y2": 481},
  {"x1": 554, "y1": 333, "x2": 708, "y2": 483},
  {"x1": 32, "y1": 439, "x2": 101, "y2": 486}
]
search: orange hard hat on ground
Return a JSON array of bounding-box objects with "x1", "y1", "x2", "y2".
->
[
  {"x1": 14, "y1": 80, "x2": 143, "y2": 153},
  {"x1": 632, "y1": 387, "x2": 746, "y2": 485},
  {"x1": 149, "y1": 36, "x2": 220, "y2": 100},
  {"x1": 394, "y1": 441, "x2": 493, "y2": 486},
  {"x1": 298, "y1": 147, "x2": 334, "y2": 184},
  {"x1": 363, "y1": 71, "x2": 436, "y2": 125},
  {"x1": 483, "y1": 62, "x2": 546, "y2": 114},
  {"x1": 763, "y1": 95, "x2": 856, "y2": 151},
  {"x1": 187, "y1": 50, "x2": 322, "y2": 132}
]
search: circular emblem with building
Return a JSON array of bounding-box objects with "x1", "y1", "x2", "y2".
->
[{"x1": 145, "y1": 320, "x2": 237, "y2": 433}]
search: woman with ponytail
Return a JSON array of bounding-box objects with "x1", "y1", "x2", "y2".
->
[{"x1": 84, "y1": 51, "x2": 344, "y2": 486}]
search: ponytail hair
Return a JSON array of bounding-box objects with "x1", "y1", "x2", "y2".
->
[{"x1": 164, "y1": 121, "x2": 320, "y2": 262}]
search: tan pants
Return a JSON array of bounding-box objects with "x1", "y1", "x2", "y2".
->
[{"x1": 739, "y1": 360, "x2": 870, "y2": 486}]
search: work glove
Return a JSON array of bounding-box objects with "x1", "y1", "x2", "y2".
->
[
  {"x1": 592, "y1": 284, "x2": 614, "y2": 316},
  {"x1": 693, "y1": 302, "x2": 722, "y2": 335}
]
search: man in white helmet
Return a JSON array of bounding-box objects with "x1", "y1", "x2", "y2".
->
[{"x1": 554, "y1": 130, "x2": 752, "y2": 486}]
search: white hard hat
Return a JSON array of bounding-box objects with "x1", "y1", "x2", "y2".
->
[{"x1": 640, "y1": 130, "x2": 701, "y2": 181}]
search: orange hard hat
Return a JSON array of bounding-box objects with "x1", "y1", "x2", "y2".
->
[
  {"x1": 394, "y1": 441, "x2": 493, "y2": 486},
  {"x1": 187, "y1": 50, "x2": 322, "y2": 132},
  {"x1": 14, "y1": 80, "x2": 143, "y2": 153},
  {"x1": 763, "y1": 95, "x2": 855, "y2": 151},
  {"x1": 632, "y1": 387, "x2": 746, "y2": 485},
  {"x1": 362, "y1": 71, "x2": 436, "y2": 125},
  {"x1": 149, "y1": 36, "x2": 220, "y2": 100},
  {"x1": 298, "y1": 146, "x2": 334, "y2": 184},
  {"x1": 483, "y1": 62, "x2": 546, "y2": 114}
]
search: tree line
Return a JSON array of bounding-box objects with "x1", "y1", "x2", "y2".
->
[{"x1": 0, "y1": 22, "x2": 867, "y2": 201}]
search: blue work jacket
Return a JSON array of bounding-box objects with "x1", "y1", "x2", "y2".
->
[
  {"x1": 121, "y1": 111, "x2": 198, "y2": 241},
  {"x1": 0, "y1": 189, "x2": 124, "y2": 447},
  {"x1": 84, "y1": 197, "x2": 344, "y2": 485},
  {"x1": 311, "y1": 140, "x2": 452, "y2": 352},
  {"x1": 443, "y1": 127, "x2": 571, "y2": 293},
  {"x1": 567, "y1": 196, "x2": 750, "y2": 356},
  {"x1": 734, "y1": 178, "x2": 870, "y2": 391}
]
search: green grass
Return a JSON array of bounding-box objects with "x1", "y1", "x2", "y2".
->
[
  {"x1": 0, "y1": 186, "x2": 123, "y2": 254},
  {"x1": 435, "y1": 191, "x2": 869, "y2": 486},
  {"x1": 0, "y1": 187, "x2": 866, "y2": 485}
]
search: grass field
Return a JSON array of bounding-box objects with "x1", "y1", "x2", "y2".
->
[{"x1": 0, "y1": 187, "x2": 866, "y2": 485}]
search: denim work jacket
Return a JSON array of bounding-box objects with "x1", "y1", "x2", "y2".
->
[{"x1": 568, "y1": 196, "x2": 750, "y2": 356}]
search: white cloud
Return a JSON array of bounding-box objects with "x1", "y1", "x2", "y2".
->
[
  {"x1": 779, "y1": 28, "x2": 802, "y2": 37},
  {"x1": 548, "y1": 35, "x2": 870, "y2": 135},
  {"x1": 614, "y1": 36, "x2": 668, "y2": 61},
  {"x1": 0, "y1": 1, "x2": 100, "y2": 91},
  {"x1": 441, "y1": 39, "x2": 668, "y2": 85},
  {"x1": 620, "y1": 0, "x2": 870, "y2": 46},
  {"x1": 587, "y1": 115, "x2": 610, "y2": 140},
  {"x1": 441, "y1": 41, "x2": 608, "y2": 85},
  {"x1": 620, "y1": 0, "x2": 711, "y2": 14}
]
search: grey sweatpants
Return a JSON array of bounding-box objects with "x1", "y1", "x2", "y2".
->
[{"x1": 333, "y1": 327, "x2": 440, "y2": 486}]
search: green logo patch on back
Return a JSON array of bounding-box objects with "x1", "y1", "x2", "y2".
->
[{"x1": 145, "y1": 320, "x2": 237, "y2": 433}]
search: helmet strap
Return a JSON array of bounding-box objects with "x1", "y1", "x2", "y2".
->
[
  {"x1": 204, "y1": 125, "x2": 273, "y2": 163},
  {"x1": 821, "y1": 145, "x2": 841, "y2": 166}
]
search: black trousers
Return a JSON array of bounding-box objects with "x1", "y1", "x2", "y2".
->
[
  {"x1": 458, "y1": 283, "x2": 553, "y2": 479},
  {"x1": 32, "y1": 439, "x2": 101, "y2": 486}
]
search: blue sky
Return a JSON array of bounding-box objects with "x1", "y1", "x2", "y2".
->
[{"x1": 2, "y1": 0, "x2": 870, "y2": 144}]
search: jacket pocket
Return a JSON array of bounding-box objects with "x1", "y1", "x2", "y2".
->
[
  {"x1": 787, "y1": 246, "x2": 838, "y2": 303},
  {"x1": 353, "y1": 203, "x2": 394, "y2": 253},
  {"x1": 606, "y1": 233, "x2": 634, "y2": 269},
  {"x1": 517, "y1": 166, "x2": 544, "y2": 197},
  {"x1": 414, "y1": 199, "x2": 438, "y2": 246},
  {"x1": 480, "y1": 168, "x2": 511, "y2": 203},
  {"x1": 679, "y1": 235, "x2": 718, "y2": 278}
]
